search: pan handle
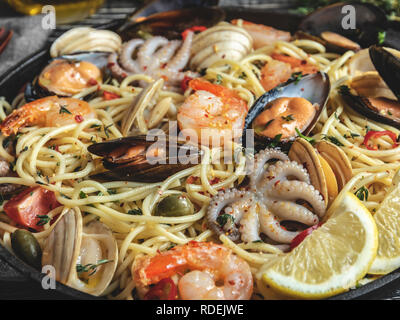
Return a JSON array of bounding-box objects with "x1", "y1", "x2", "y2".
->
[{"x1": 0, "y1": 249, "x2": 29, "y2": 282}]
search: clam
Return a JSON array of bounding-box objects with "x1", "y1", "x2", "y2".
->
[
  {"x1": 121, "y1": 79, "x2": 164, "y2": 136},
  {"x1": 189, "y1": 22, "x2": 253, "y2": 71},
  {"x1": 42, "y1": 208, "x2": 118, "y2": 296},
  {"x1": 315, "y1": 140, "x2": 352, "y2": 192},
  {"x1": 297, "y1": 2, "x2": 399, "y2": 51},
  {"x1": 87, "y1": 135, "x2": 202, "y2": 183},
  {"x1": 340, "y1": 46, "x2": 400, "y2": 129},
  {"x1": 242, "y1": 72, "x2": 330, "y2": 150},
  {"x1": 289, "y1": 138, "x2": 352, "y2": 206},
  {"x1": 25, "y1": 51, "x2": 111, "y2": 102},
  {"x1": 118, "y1": 6, "x2": 224, "y2": 41}
]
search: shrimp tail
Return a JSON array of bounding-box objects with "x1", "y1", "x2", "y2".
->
[{"x1": 0, "y1": 105, "x2": 38, "y2": 136}]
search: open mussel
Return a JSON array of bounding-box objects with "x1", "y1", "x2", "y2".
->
[
  {"x1": 118, "y1": 5, "x2": 224, "y2": 41},
  {"x1": 25, "y1": 51, "x2": 111, "y2": 102},
  {"x1": 242, "y1": 72, "x2": 330, "y2": 150},
  {"x1": 340, "y1": 46, "x2": 400, "y2": 129},
  {"x1": 88, "y1": 135, "x2": 202, "y2": 183},
  {"x1": 297, "y1": 2, "x2": 399, "y2": 52}
]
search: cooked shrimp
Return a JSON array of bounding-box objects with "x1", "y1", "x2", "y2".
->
[
  {"x1": 0, "y1": 96, "x2": 96, "y2": 136},
  {"x1": 232, "y1": 20, "x2": 291, "y2": 49},
  {"x1": 260, "y1": 53, "x2": 318, "y2": 92},
  {"x1": 133, "y1": 241, "x2": 253, "y2": 300},
  {"x1": 177, "y1": 79, "x2": 248, "y2": 147}
]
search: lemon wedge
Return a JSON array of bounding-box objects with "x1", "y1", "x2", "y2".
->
[
  {"x1": 369, "y1": 172, "x2": 400, "y2": 275},
  {"x1": 262, "y1": 192, "x2": 378, "y2": 299}
]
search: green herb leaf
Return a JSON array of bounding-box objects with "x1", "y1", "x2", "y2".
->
[
  {"x1": 378, "y1": 31, "x2": 386, "y2": 45},
  {"x1": 322, "y1": 135, "x2": 344, "y2": 147},
  {"x1": 36, "y1": 215, "x2": 51, "y2": 226},
  {"x1": 295, "y1": 128, "x2": 315, "y2": 144},
  {"x1": 216, "y1": 214, "x2": 234, "y2": 228},
  {"x1": 127, "y1": 208, "x2": 143, "y2": 215},
  {"x1": 355, "y1": 186, "x2": 369, "y2": 201},
  {"x1": 76, "y1": 259, "x2": 113, "y2": 277},
  {"x1": 59, "y1": 105, "x2": 72, "y2": 115},
  {"x1": 291, "y1": 72, "x2": 303, "y2": 84},
  {"x1": 282, "y1": 114, "x2": 295, "y2": 122},
  {"x1": 215, "y1": 74, "x2": 223, "y2": 84},
  {"x1": 79, "y1": 191, "x2": 87, "y2": 199}
]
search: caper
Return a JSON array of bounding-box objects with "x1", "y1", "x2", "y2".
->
[
  {"x1": 11, "y1": 229, "x2": 42, "y2": 270},
  {"x1": 154, "y1": 194, "x2": 194, "y2": 217}
]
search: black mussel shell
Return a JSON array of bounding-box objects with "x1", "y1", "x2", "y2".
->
[
  {"x1": 118, "y1": 7, "x2": 225, "y2": 41},
  {"x1": 88, "y1": 135, "x2": 202, "y2": 183},
  {"x1": 369, "y1": 45, "x2": 400, "y2": 101},
  {"x1": 25, "y1": 51, "x2": 111, "y2": 102},
  {"x1": 298, "y1": 2, "x2": 392, "y2": 50},
  {"x1": 339, "y1": 85, "x2": 400, "y2": 129},
  {"x1": 294, "y1": 31, "x2": 360, "y2": 55},
  {"x1": 242, "y1": 72, "x2": 331, "y2": 150}
]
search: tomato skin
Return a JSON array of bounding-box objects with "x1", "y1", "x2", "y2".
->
[
  {"x1": 290, "y1": 223, "x2": 322, "y2": 251},
  {"x1": 4, "y1": 187, "x2": 61, "y2": 231},
  {"x1": 102, "y1": 91, "x2": 120, "y2": 100}
]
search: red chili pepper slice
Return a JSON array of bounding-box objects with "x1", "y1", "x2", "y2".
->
[
  {"x1": 102, "y1": 91, "x2": 121, "y2": 100},
  {"x1": 181, "y1": 76, "x2": 193, "y2": 92},
  {"x1": 74, "y1": 115, "x2": 84, "y2": 123},
  {"x1": 363, "y1": 130, "x2": 399, "y2": 151},
  {"x1": 143, "y1": 277, "x2": 178, "y2": 300},
  {"x1": 181, "y1": 26, "x2": 207, "y2": 40},
  {"x1": 290, "y1": 223, "x2": 322, "y2": 251}
]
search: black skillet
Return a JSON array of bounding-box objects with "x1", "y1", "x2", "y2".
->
[{"x1": 0, "y1": 0, "x2": 400, "y2": 300}]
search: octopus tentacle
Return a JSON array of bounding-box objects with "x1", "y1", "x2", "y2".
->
[
  {"x1": 249, "y1": 148, "x2": 289, "y2": 191},
  {"x1": 258, "y1": 203, "x2": 299, "y2": 244},
  {"x1": 137, "y1": 36, "x2": 169, "y2": 72},
  {"x1": 154, "y1": 40, "x2": 181, "y2": 64},
  {"x1": 266, "y1": 180, "x2": 326, "y2": 218},
  {"x1": 108, "y1": 52, "x2": 132, "y2": 79},
  {"x1": 263, "y1": 160, "x2": 310, "y2": 185},
  {"x1": 206, "y1": 189, "x2": 254, "y2": 242},
  {"x1": 119, "y1": 39, "x2": 144, "y2": 73},
  {"x1": 264, "y1": 199, "x2": 319, "y2": 226},
  {"x1": 239, "y1": 203, "x2": 261, "y2": 243},
  {"x1": 167, "y1": 31, "x2": 194, "y2": 72}
]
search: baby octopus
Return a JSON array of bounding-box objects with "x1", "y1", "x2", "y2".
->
[
  {"x1": 108, "y1": 31, "x2": 197, "y2": 91},
  {"x1": 206, "y1": 148, "x2": 326, "y2": 245}
]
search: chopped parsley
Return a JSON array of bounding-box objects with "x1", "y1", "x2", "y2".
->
[
  {"x1": 127, "y1": 208, "x2": 143, "y2": 215},
  {"x1": 267, "y1": 134, "x2": 283, "y2": 148},
  {"x1": 216, "y1": 214, "x2": 234, "y2": 228},
  {"x1": 282, "y1": 114, "x2": 295, "y2": 122},
  {"x1": 291, "y1": 72, "x2": 303, "y2": 84},
  {"x1": 215, "y1": 74, "x2": 223, "y2": 84},
  {"x1": 378, "y1": 31, "x2": 386, "y2": 45},
  {"x1": 59, "y1": 105, "x2": 72, "y2": 115},
  {"x1": 36, "y1": 215, "x2": 51, "y2": 226},
  {"x1": 322, "y1": 135, "x2": 345, "y2": 147},
  {"x1": 355, "y1": 186, "x2": 369, "y2": 201},
  {"x1": 79, "y1": 191, "x2": 87, "y2": 199},
  {"x1": 76, "y1": 259, "x2": 113, "y2": 276},
  {"x1": 295, "y1": 128, "x2": 315, "y2": 144}
]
